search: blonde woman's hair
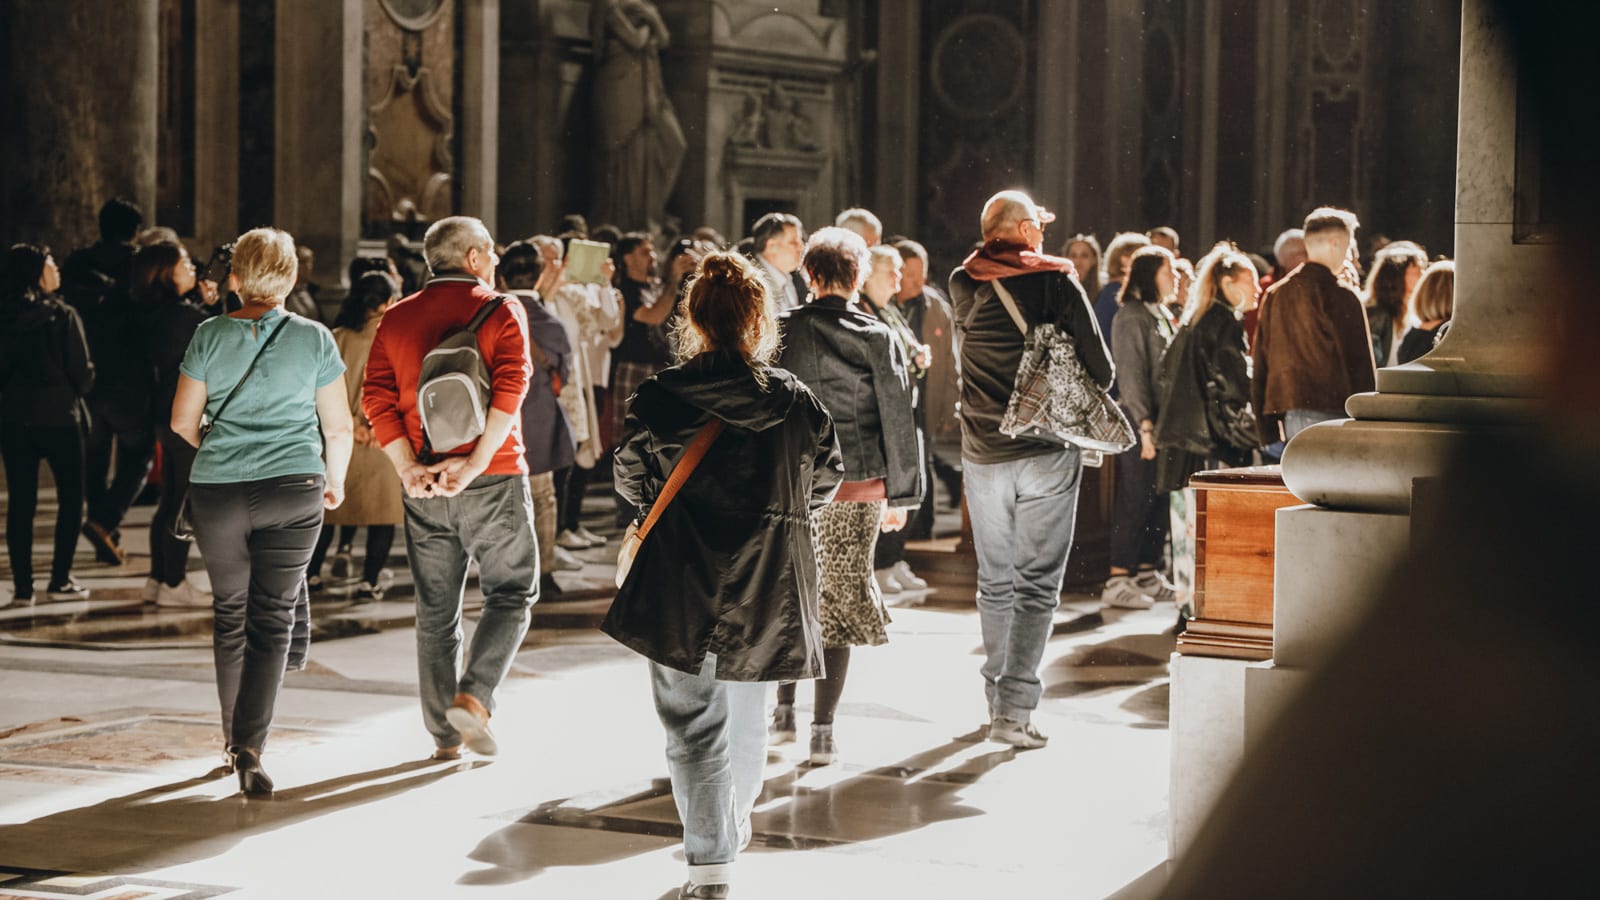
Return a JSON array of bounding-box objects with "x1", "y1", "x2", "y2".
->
[
  {"x1": 1101, "y1": 231, "x2": 1152, "y2": 284},
  {"x1": 232, "y1": 227, "x2": 298, "y2": 304},
  {"x1": 1407, "y1": 258, "x2": 1454, "y2": 325},
  {"x1": 1182, "y1": 242, "x2": 1258, "y2": 328},
  {"x1": 672, "y1": 251, "x2": 781, "y2": 387}
]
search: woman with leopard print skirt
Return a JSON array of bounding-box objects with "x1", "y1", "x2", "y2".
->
[{"x1": 773, "y1": 226, "x2": 925, "y2": 765}]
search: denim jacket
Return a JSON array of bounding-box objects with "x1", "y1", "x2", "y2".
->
[{"x1": 778, "y1": 295, "x2": 924, "y2": 509}]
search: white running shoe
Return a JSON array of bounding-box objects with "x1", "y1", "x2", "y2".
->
[
  {"x1": 573, "y1": 526, "x2": 606, "y2": 546},
  {"x1": 553, "y1": 545, "x2": 585, "y2": 571},
  {"x1": 1133, "y1": 569, "x2": 1176, "y2": 604},
  {"x1": 556, "y1": 529, "x2": 594, "y2": 550},
  {"x1": 874, "y1": 568, "x2": 903, "y2": 595},
  {"x1": 155, "y1": 579, "x2": 212, "y2": 608},
  {"x1": 142, "y1": 577, "x2": 160, "y2": 604},
  {"x1": 891, "y1": 560, "x2": 929, "y2": 590},
  {"x1": 1100, "y1": 575, "x2": 1154, "y2": 610}
]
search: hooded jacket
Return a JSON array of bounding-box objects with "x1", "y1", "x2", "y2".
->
[
  {"x1": 602, "y1": 350, "x2": 844, "y2": 682},
  {"x1": 0, "y1": 295, "x2": 95, "y2": 428}
]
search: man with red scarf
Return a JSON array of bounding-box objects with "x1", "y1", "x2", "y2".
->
[{"x1": 947, "y1": 190, "x2": 1114, "y2": 749}]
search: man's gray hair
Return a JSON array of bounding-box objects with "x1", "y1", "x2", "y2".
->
[
  {"x1": 834, "y1": 207, "x2": 883, "y2": 239},
  {"x1": 528, "y1": 234, "x2": 564, "y2": 259},
  {"x1": 423, "y1": 216, "x2": 493, "y2": 274},
  {"x1": 1273, "y1": 228, "x2": 1306, "y2": 259}
]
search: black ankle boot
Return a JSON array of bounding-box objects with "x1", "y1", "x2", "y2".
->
[{"x1": 232, "y1": 748, "x2": 274, "y2": 797}]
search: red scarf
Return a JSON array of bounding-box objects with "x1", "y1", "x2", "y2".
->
[{"x1": 961, "y1": 239, "x2": 1077, "y2": 282}]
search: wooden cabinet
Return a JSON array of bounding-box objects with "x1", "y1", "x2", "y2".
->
[{"x1": 1175, "y1": 466, "x2": 1302, "y2": 661}]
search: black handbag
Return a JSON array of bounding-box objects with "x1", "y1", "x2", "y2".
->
[{"x1": 171, "y1": 318, "x2": 288, "y2": 541}]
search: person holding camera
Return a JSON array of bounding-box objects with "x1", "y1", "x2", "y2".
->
[{"x1": 362, "y1": 216, "x2": 539, "y2": 762}]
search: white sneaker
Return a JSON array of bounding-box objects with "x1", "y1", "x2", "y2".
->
[
  {"x1": 1133, "y1": 570, "x2": 1176, "y2": 604},
  {"x1": 891, "y1": 560, "x2": 929, "y2": 590},
  {"x1": 1101, "y1": 575, "x2": 1154, "y2": 610},
  {"x1": 155, "y1": 579, "x2": 212, "y2": 608},
  {"x1": 553, "y1": 545, "x2": 585, "y2": 571},
  {"x1": 141, "y1": 577, "x2": 160, "y2": 604},
  {"x1": 989, "y1": 715, "x2": 1048, "y2": 749},
  {"x1": 556, "y1": 529, "x2": 593, "y2": 550},
  {"x1": 874, "y1": 568, "x2": 903, "y2": 594},
  {"x1": 573, "y1": 526, "x2": 606, "y2": 546}
]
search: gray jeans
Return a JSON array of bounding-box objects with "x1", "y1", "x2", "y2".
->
[
  {"x1": 962, "y1": 448, "x2": 1083, "y2": 720},
  {"x1": 190, "y1": 474, "x2": 325, "y2": 752},
  {"x1": 402, "y1": 474, "x2": 538, "y2": 748}
]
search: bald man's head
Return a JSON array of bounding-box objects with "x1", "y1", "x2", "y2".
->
[{"x1": 980, "y1": 190, "x2": 1055, "y2": 246}]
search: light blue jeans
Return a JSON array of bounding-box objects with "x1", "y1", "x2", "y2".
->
[
  {"x1": 1284, "y1": 408, "x2": 1344, "y2": 443},
  {"x1": 649, "y1": 654, "x2": 767, "y2": 886},
  {"x1": 963, "y1": 447, "x2": 1083, "y2": 721},
  {"x1": 402, "y1": 474, "x2": 538, "y2": 749}
]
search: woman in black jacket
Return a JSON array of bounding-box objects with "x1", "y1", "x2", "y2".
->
[
  {"x1": 1105, "y1": 245, "x2": 1180, "y2": 610},
  {"x1": 602, "y1": 251, "x2": 841, "y2": 900},
  {"x1": 0, "y1": 244, "x2": 95, "y2": 604},
  {"x1": 138, "y1": 241, "x2": 214, "y2": 607},
  {"x1": 772, "y1": 227, "x2": 922, "y2": 766},
  {"x1": 1154, "y1": 242, "x2": 1261, "y2": 491}
]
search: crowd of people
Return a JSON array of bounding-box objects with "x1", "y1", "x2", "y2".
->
[{"x1": 0, "y1": 190, "x2": 1453, "y2": 899}]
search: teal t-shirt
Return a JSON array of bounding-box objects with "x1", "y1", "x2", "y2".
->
[{"x1": 180, "y1": 307, "x2": 346, "y2": 485}]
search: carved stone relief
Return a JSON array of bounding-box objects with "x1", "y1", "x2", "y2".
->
[
  {"x1": 366, "y1": 66, "x2": 455, "y2": 228},
  {"x1": 363, "y1": 0, "x2": 457, "y2": 237},
  {"x1": 728, "y1": 82, "x2": 820, "y2": 152}
]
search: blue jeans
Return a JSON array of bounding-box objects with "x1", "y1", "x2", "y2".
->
[
  {"x1": 963, "y1": 448, "x2": 1083, "y2": 720},
  {"x1": 649, "y1": 654, "x2": 767, "y2": 885},
  {"x1": 1284, "y1": 408, "x2": 1343, "y2": 443},
  {"x1": 402, "y1": 474, "x2": 539, "y2": 748}
]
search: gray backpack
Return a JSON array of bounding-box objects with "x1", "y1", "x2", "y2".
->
[{"x1": 418, "y1": 295, "x2": 507, "y2": 456}]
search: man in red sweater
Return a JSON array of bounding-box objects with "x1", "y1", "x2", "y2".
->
[{"x1": 363, "y1": 215, "x2": 537, "y2": 761}]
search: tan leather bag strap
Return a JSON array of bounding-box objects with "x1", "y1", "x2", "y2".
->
[{"x1": 635, "y1": 418, "x2": 725, "y2": 542}]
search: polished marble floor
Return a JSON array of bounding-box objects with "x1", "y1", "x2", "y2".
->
[{"x1": 0, "y1": 481, "x2": 1174, "y2": 899}]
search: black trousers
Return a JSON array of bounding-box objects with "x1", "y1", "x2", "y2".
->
[
  {"x1": 1, "y1": 423, "x2": 85, "y2": 593},
  {"x1": 1109, "y1": 447, "x2": 1171, "y2": 571},
  {"x1": 84, "y1": 397, "x2": 155, "y2": 531},
  {"x1": 149, "y1": 425, "x2": 196, "y2": 587},
  {"x1": 190, "y1": 474, "x2": 324, "y2": 752},
  {"x1": 554, "y1": 463, "x2": 592, "y2": 533},
  {"x1": 309, "y1": 523, "x2": 396, "y2": 585}
]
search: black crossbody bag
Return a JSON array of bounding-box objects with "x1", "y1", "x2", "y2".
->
[{"x1": 171, "y1": 318, "x2": 289, "y2": 541}]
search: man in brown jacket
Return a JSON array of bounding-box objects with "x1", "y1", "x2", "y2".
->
[{"x1": 1251, "y1": 207, "x2": 1377, "y2": 447}]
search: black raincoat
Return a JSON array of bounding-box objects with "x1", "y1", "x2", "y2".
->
[{"x1": 601, "y1": 350, "x2": 844, "y2": 682}]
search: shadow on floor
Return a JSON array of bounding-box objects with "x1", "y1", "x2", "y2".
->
[
  {"x1": 0, "y1": 758, "x2": 479, "y2": 874},
  {"x1": 460, "y1": 737, "x2": 1017, "y2": 887}
]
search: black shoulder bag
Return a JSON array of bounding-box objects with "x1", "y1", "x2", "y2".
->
[{"x1": 171, "y1": 318, "x2": 289, "y2": 541}]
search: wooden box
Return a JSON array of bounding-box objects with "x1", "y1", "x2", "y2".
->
[{"x1": 1175, "y1": 466, "x2": 1302, "y2": 661}]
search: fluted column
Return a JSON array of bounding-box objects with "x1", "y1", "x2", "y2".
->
[{"x1": 0, "y1": 0, "x2": 159, "y2": 250}]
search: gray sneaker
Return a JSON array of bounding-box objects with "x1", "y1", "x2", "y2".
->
[
  {"x1": 769, "y1": 703, "x2": 796, "y2": 745},
  {"x1": 1133, "y1": 570, "x2": 1176, "y2": 604},
  {"x1": 1101, "y1": 575, "x2": 1154, "y2": 609},
  {"x1": 989, "y1": 715, "x2": 1048, "y2": 749},
  {"x1": 809, "y1": 723, "x2": 837, "y2": 765},
  {"x1": 680, "y1": 882, "x2": 730, "y2": 899}
]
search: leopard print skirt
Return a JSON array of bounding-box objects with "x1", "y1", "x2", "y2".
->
[{"x1": 815, "y1": 499, "x2": 890, "y2": 649}]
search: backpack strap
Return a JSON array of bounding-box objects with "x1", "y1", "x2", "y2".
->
[
  {"x1": 468, "y1": 294, "x2": 510, "y2": 332},
  {"x1": 988, "y1": 278, "x2": 1031, "y2": 336}
]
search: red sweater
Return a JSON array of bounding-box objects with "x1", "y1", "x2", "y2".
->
[{"x1": 363, "y1": 275, "x2": 533, "y2": 475}]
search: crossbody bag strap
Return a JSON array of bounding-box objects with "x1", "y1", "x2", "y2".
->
[
  {"x1": 989, "y1": 279, "x2": 1031, "y2": 336},
  {"x1": 204, "y1": 316, "x2": 289, "y2": 442},
  {"x1": 635, "y1": 418, "x2": 725, "y2": 543}
]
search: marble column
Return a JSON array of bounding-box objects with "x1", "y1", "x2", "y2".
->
[
  {"x1": 1170, "y1": 0, "x2": 1551, "y2": 862},
  {"x1": 461, "y1": 0, "x2": 500, "y2": 236},
  {"x1": 274, "y1": 0, "x2": 363, "y2": 291},
  {"x1": 194, "y1": 0, "x2": 241, "y2": 252},
  {"x1": 0, "y1": 0, "x2": 159, "y2": 250}
]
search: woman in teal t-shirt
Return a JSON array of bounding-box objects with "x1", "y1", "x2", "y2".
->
[{"x1": 171, "y1": 227, "x2": 353, "y2": 797}]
